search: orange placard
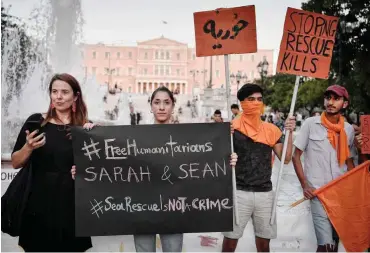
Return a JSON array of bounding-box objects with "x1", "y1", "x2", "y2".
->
[
  {"x1": 360, "y1": 115, "x2": 370, "y2": 154},
  {"x1": 276, "y1": 7, "x2": 339, "y2": 79},
  {"x1": 194, "y1": 6, "x2": 257, "y2": 57}
]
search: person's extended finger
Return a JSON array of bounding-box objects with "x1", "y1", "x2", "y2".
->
[
  {"x1": 32, "y1": 132, "x2": 45, "y2": 142},
  {"x1": 28, "y1": 129, "x2": 39, "y2": 138},
  {"x1": 34, "y1": 136, "x2": 46, "y2": 147}
]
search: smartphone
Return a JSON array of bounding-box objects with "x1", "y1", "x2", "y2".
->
[{"x1": 25, "y1": 120, "x2": 44, "y2": 135}]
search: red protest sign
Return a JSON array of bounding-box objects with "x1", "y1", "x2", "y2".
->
[
  {"x1": 360, "y1": 115, "x2": 370, "y2": 154},
  {"x1": 194, "y1": 5, "x2": 257, "y2": 57},
  {"x1": 277, "y1": 7, "x2": 339, "y2": 79}
]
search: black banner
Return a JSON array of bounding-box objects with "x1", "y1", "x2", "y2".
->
[{"x1": 71, "y1": 123, "x2": 233, "y2": 236}]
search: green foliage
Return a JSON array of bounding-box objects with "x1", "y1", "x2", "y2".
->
[
  {"x1": 262, "y1": 74, "x2": 296, "y2": 113},
  {"x1": 260, "y1": 75, "x2": 328, "y2": 114},
  {"x1": 262, "y1": 0, "x2": 370, "y2": 115},
  {"x1": 296, "y1": 79, "x2": 329, "y2": 114},
  {"x1": 302, "y1": 0, "x2": 370, "y2": 114}
]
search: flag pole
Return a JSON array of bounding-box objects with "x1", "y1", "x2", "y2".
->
[
  {"x1": 224, "y1": 54, "x2": 239, "y2": 225},
  {"x1": 270, "y1": 75, "x2": 300, "y2": 224}
]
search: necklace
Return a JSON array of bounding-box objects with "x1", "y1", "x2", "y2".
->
[{"x1": 53, "y1": 116, "x2": 72, "y2": 132}]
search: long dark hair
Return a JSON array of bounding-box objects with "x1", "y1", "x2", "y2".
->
[
  {"x1": 150, "y1": 86, "x2": 176, "y2": 105},
  {"x1": 42, "y1": 73, "x2": 88, "y2": 126}
]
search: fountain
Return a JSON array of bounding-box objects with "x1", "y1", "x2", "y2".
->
[{"x1": 1, "y1": 0, "x2": 129, "y2": 155}]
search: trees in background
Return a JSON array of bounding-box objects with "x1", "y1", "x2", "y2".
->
[
  {"x1": 302, "y1": 0, "x2": 369, "y2": 114},
  {"x1": 260, "y1": 0, "x2": 369, "y2": 118}
]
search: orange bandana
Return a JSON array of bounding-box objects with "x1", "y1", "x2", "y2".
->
[
  {"x1": 232, "y1": 101, "x2": 281, "y2": 147},
  {"x1": 320, "y1": 112, "x2": 350, "y2": 166}
]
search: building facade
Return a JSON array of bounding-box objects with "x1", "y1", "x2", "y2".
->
[{"x1": 82, "y1": 36, "x2": 274, "y2": 95}]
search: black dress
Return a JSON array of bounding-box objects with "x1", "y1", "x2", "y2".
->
[{"x1": 12, "y1": 113, "x2": 92, "y2": 252}]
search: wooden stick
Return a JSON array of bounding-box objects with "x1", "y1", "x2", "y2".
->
[
  {"x1": 290, "y1": 197, "x2": 306, "y2": 207},
  {"x1": 270, "y1": 75, "x2": 301, "y2": 225},
  {"x1": 224, "y1": 54, "x2": 239, "y2": 225}
]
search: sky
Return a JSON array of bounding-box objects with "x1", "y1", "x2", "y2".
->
[{"x1": 3, "y1": 0, "x2": 304, "y2": 67}]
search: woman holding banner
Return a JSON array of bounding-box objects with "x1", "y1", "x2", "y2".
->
[
  {"x1": 11, "y1": 73, "x2": 92, "y2": 252},
  {"x1": 135, "y1": 86, "x2": 238, "y2": 252},
  {"x1": 76, "y1": 86, "x2": 238, "y2": 252},
  {"x1": 129, "y1": 86, "x2": 184, "y2": 252}
]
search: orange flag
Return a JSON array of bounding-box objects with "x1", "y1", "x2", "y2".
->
[{"x1": 315, "y1": 160, "x2": 370, "y2": 252}]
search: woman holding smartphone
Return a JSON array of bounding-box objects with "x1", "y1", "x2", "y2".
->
[{"x1": 11, "y1": 73, "x2": 92, "y2": 252}]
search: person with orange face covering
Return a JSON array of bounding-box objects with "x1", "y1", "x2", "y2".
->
[
  {"x1": 292, "y1": 85, "x2": 355, "y2": 252},
  {"x1": 222, "y1": 84, "x2": 296, "y2": 252}
]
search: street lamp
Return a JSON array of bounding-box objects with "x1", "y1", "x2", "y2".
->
[
  {"x1": 190, "y1": 70, "x2": 199, "y2": 98},
  {"x1": 230, "y1": 71, "x2": 246, "y2": 104},
  {"x1": 242, "y1": 73, "x2": 248, "y2": 84},
  {"x1": 235, "y1": 71, "x2": 242, "y2": 97},
  {"x1": 257, "y1": 58, "x2": 269, "y2": 85},
  {"x1": 200, "y1": 69, "x2": 208, "y2": 89}
]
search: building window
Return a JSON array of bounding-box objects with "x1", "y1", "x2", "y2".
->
[
  {"x1": 216, "y1": 70, "x2": 220, "y2": 78},
  {"x1": 92, "y1": 67, "x2": 96, "y2": 74},
  {"x1": 128, "y1": 67, "x2": 133, "y2": 75},
  {"x1": 105, "y1": 68, "x2": 110, "y2": 75},
  {"x1": 105, "y1": 52, "x2": 110, "y2": 59},
  {"x1": 155, "y1": 65, "x2": 159, "y2": 75},
  {"x1": 160, "y1": 51, "x2": 164, "y2": 59},
  {"x1": 251, "y1": 71, "x2": 254, "y2": 79},
  {"x1": 166, "y1": 51, "x2": 170, "y2": 60},
  {"x1": 165, "y1": 66, "x2": 170, "y2": 75},
  {"x1": 144, "y1": 52, "x2": 148, "y2": 59},
  {"x1": 117, "y1": 52, "x2": 120, "y2": 59},
  {"x1": 92, "y1": 52, "x2": 96, "y2": 59},
  {"x1": 155, "y1": 51, "x2": 159, "y2": 59},
  {"x1": 240, "y1": 55, "x2": 243, "y2": 61},
  {"x1": 251, "y1": 55, "x2": 254, "y2": 62},
  {"x1": 176, "y1": 53, "x2": 180, "y2": 60},
  {"x1": 160, "y1": 65, "x2": 164, "y2": 75},
  {"x1": 192, "y1": 54, "x2": 195, "y2": 60},
  {"x1": 116, "y1": 68, "x2": 120, "y2": 76},
  {"x1": 144, "y1": 68, "x2": 148, "y2": 75},
  {"x1": 263, "y1": 55, "x2": 267, "y2": 61},
  {"x1": 128, "y1": 52, "x2": 132, "y2": 59},
  {"x1": 176, "y1": 69, "x2": 180, "y2": 76},
  {"x1": 128, "y1": 86, "x2": 132, "y2": 93}
]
